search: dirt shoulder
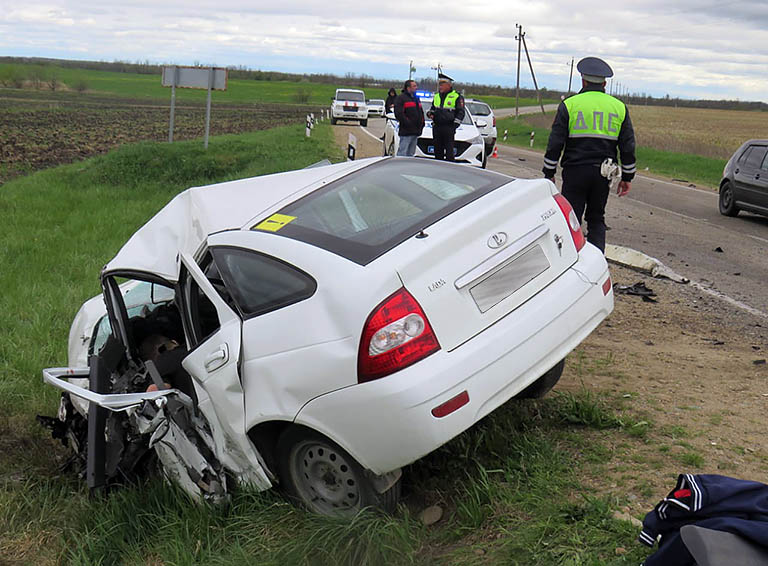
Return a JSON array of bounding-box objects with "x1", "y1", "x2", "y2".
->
[{"x1": 569, "y1": 263, "x2": 767, "y2": 514}]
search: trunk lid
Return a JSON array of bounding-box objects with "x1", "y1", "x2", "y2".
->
[{"x1": 396, "y1": 179, "x2": 577, "y2": 351}]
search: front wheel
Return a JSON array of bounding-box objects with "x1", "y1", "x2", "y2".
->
[
  {"x1": 330, "y1": 117, "x2": 337, "y2": 125},
  {"x1": 360, "y1": 119, "x2": 368, "y2": 127},
  {"x1": 516, "y1": 358, "x2": 565, "y2": 399},
  {"x1": 719, "y1": 181, "x2": 739, "y2": 216},
  {"x1": 276, "y1": 427, "x2": 400, "y2": 516}
]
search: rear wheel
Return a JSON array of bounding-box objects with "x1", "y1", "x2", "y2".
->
[
  {"x1": 481, "y1": 150, "x2": 488, "y2": 169},
  {"x1": 360, "y1": 119, "x2": 368, "y2": 127},
  {"x1": 719, "y1": 181, "x2": 739, "y2": 216},
  {"x1": 387, "y1": 142, "x2": 395, "y2": 157},
  {"x1": 516, "y1": 358, "x2": 565, "y2": 399},
  {"x1": 277, "y1": 427, "x2": 400, "y2": 516},
  {"x1": 330, "y1": 117, "x2": 337, "y2": 125}
]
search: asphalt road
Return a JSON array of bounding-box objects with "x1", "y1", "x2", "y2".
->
[{"x1": 357, "y1": 116, "x2": 768, "y2": 316}]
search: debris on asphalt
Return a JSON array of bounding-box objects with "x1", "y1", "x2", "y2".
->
[
  {"x1": 614, "y1": 282, "x2": 658, "y2": 303},
  {"x1": 714, "y1": 246, "x2": 724, "y2": 253},
  {"x1": 753, "y1": 359, "x2": 766, "y2": 366},
  {"x1": 419, "y1": 505, "x2": 444, "y2": 526}
]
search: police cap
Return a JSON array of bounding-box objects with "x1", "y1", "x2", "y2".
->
[
  {"x1": 576, "y1": 57, "x2": 613, "y2": 83},
  {"x1": 437, "y1": 72, "x2": 454, "y2": 83}
]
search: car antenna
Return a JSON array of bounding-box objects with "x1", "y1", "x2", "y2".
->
[{"x1": 415, "y1": 229, "x2": 428, "y2": 239}]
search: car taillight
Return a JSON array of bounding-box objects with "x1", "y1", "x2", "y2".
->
[
  {"x1": 553, "y1": 193, "x2": 586, "y2": 252},
  {"x1": 358, "y1": 288, "x2": 441, "y2": 383}
]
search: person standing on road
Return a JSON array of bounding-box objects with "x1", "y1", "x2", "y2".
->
[
  {"x1": 542, "y1": 57, "x2": 636, "y2": 253},
  {"x1": 385, "y1": 88, "x2": 397, "y2": 113},
  {"x1": 393, "y1": 80, "x2": 425, "y2": 157},
  {"x1": 428, "y1": 73, "x2": 465, "y2": 161}
]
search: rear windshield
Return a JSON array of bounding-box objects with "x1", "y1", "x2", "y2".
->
[
  {"x1": 253, "y1": 159, "x2": 510, "y2": 264},
  {"x1": 466, "y1": 101, "x2": 491, "y2": 116},
  {"x1": 336, "y1": 91, "x2": 365, "y2": 102}
]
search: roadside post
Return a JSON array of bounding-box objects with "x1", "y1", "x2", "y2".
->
[
  {"x1": 530, "y1": 131, "x2": 535, "y2": 147},
  {"x1": 503, "y1": 129, "x2": 508, "y2": 141},
  {"x1": 310, "y1": 113, "x2": 315, "y2": 128},
  {"x1": 162, "y1": 66, "x2": 227, "y2": 148},
  {"x1": 306, "y1": 115, "x2": 312, "y2": 138},
  {"x1": 347, "y1": 133, "x2": 357, "y2": 161}
]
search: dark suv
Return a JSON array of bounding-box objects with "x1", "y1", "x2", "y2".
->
[{"x1": 719, "y1": 140, "x2": 768, "y2": 218}]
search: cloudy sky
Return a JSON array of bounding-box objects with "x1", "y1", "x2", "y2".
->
[{"x1": 1, "y1": 1, "x2": 766, "y2": 101}]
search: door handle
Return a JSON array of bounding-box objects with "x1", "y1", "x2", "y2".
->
[
  {"x1": 204, "y1": 345, "x2": 229, "y2": 372},
  {"x1": 735, "y1": 168, "x2": 740, "y2": 174}
]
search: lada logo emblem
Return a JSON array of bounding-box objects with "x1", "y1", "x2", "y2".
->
[{"x1": 487, "y1": 232, "x2": 508, "y2": 249}]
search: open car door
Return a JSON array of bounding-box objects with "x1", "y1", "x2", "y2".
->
[{"x1": 177, "y1": 251, "x2": 271, "y2": 489}]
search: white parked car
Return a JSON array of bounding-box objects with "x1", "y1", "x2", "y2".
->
[
  {"x1": 42, "y1": 157, "x2": 613, "y2": 516},
  {"x1": 465, "y1": 99, "x2": 498, "y2": 155},
  {"x1": 366, "y1": 99, "x2": 385, "y2": 117},
  {"x1": 330, "y1": 88, "x2": 368, "y2": 126},
  {"x1": 383, "y1": 98, "x2": 487, "y2": 167}
]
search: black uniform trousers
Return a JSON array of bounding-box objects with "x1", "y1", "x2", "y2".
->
[
  {"x1": 433, "y1": 125, "x2": 456, "y2": 161},
  {"x1": 561, "y1": 165, "x2": 610, "y2": 253}
]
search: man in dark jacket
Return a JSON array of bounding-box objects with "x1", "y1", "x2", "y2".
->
[
  {"x1": 543, "y1": 57, "x2": 635, "y2": 253},
  {"x1": 393, "y1": 80, "x2": 425, "y2": 157},
  {"x1": 428, "y1": 73, "x2": 465, "y2": 161}
]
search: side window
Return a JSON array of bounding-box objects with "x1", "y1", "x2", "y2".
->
[
  {"x1": 183, "y1": 256, "x2": 221, "y2": 346},
  {"x1": 738, "y1": 146, "x2": 753, "y2": 164},
  {"x1": 743, "y1": 146, "x2": 767, "y2": 169},
  {"x1": 761, "y1": 152, "x2": 768, "y2": 172},
  {"x1": 211, "y1": 247, "x2": 317, "y2": 319}
]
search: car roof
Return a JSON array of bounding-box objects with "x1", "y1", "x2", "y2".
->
[{"x1": 103, "y1": 159, "x2": 376, "y2": 282}]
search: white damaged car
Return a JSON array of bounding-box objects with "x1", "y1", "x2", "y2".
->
[
  {"x1": 42, "y1": 157, "x2": 613, "y2": 515},
  {"x1": 383, "y1": 97, "x2": 488, "y2": 167}
]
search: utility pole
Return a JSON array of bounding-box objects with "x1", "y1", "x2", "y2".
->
[
  {"x1": 408, "y1": 60, "x2": 415, "y2": 80},
  {"x1": 430, "y1": 63, "x2": 442, "y2": 80},
  {"x1": 521, "y1": 33, "x2": 546, "y2": 115},
  {"x1": 567, "y1": 57, "x2": 574, "y2": 94},
  {"x1": 515, "y1": 23, "x2": 522, "y2": 117}
]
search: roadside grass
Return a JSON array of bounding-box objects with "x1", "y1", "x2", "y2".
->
[
  {"x1": 2, "y1": 124, "x2": 655, "y2": 564},
  {"x1": 496, "y1": 114, "x2": 727, "y2": 188}
]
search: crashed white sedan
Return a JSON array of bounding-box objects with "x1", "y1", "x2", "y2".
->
[{"x1": 42, "y1": 157, "x2": 613, "y2": 515}]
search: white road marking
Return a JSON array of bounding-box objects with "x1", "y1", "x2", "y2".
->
[
  {"x1": 689, "y1": 281, "x2": 768, "y2": 320},
  {"x1": 359, "y1": 125, "x2": 384, "y2": 142}
]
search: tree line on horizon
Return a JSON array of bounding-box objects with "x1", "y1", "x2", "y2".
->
[{"x1": 1, "y1": 56, "x2": 765, "y2": 112}]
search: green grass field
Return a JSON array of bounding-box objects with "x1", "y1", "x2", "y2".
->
[
  {"x1": 0, "y1": 123, "x2": 654, "y2": 565},
  {"x1": 0, "y1": 62, "x2": 554, "y2": 109}
]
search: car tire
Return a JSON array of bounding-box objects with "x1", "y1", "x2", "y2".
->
[
  {"x1": 718, "y1": 181, "x2": 739, "y2": 216},
  {"x1": 360, "y1": 119, "x2": 368, "y2": 127},
  {"x1": 481, "y1": 151, "x2": 488, "y2": 169},
  {"x1": 276, "y1": 426, "x2": 400, "y2": 516},
  {"x1": 515, "y1": 358, "x2": 565, "y2": 399},
  {"x1": 330, "y1": 117, "x2": 337, "y2": 125},
  {"x1": 387, "y1": 142, "x2": 395, "y2": 157}
]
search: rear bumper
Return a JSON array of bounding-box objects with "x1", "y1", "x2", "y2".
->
[{"x1": 294, "y1": 244, "x2": 613, "y2": 474}]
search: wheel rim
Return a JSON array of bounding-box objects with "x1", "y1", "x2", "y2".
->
[
  {"x1": 289, "y1": 440, "x2": 361, "y2": 515},
  {"x1": 721, "y1": 185, "x2": 733, "y2": 208}
]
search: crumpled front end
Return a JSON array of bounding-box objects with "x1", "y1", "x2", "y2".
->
[{"x1": 40, "y1": 360, "x2": 229, "y2": 505}]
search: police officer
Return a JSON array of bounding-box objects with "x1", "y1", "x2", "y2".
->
[
  {"x1": 428, "y1": 73, "x2": 465, "y2": 161},
  {"x1": 543, "y1": 57, "x2": 636, "y2": 253}
]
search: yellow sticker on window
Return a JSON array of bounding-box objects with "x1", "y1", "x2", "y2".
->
[{"x1": 254, "y1": 214, "x2": 297, "y2": 232}]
